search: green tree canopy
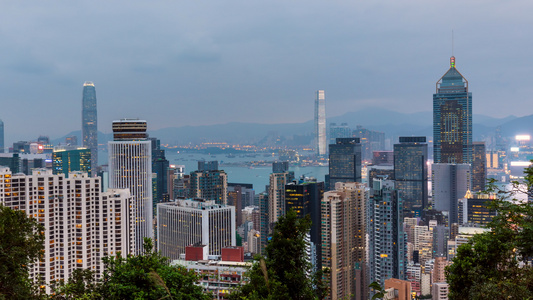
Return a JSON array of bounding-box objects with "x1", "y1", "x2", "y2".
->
[
  {"x1": 0, "y1": 204, "x2": 45, "y2": 300},
  {"x1": 230, "y1": 209, "x2": 328, "y2": 300},
  {"x1": 53, "y1": 238, "x2": 210, "y2": 300},
  {"x1": 446, "y1": 169, "x2": 533, "y2": 299},
  {"x1": 99, "y1": 238, "x2": 210, "y2": 300}
]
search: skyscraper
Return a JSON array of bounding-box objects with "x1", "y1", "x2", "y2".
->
[
  {"x1": 82, "y1": 81, "x2": 98, "y2": 173},
  {"x1": 472, "y1": 141, "x2": 487, "y2": 192},
  {"x1": 328, "y1": 137, "x2": 362, "y2": 189},
  {"x1": 285, "y1": 178, "x2": 324, "y2": 270},
  {"x1": 314, "y1": 90, "x2": 326, "y2": 156},
  {"x1": 322, "y1": 182, "x2": 367, "y2": 300},
  {"x1": 368, "y1": 179, "x2": 407, "y2": 288},
  {"x1": 52, "y1": 147, "x2": 91, "y2": 177},
  {"x1": 109, "y1": 119, "x2": 153, "y2": 253},
  {"x1": 433, "y1": 57, "x2": 472, "y2": 164},
  {"x1": 394, "y1": 136, "x2": 428, "y2": 217},
  {"x1": 432, "y1": 163, "x2": 471, "y2": 225},
  {"x1": 189, "y1": 161, "x2": 228, "y2": 205},
  {"x1": 0, "y1": 119, "x2": 4, "y2": 153}
]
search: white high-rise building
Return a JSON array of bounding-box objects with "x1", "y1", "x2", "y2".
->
[
  {"x1": 157, "y1": 199, "x2": 236, "y2": 260},
  {"x1": 108, "y1": 119, "x2": 152, "y2": 254},
  {"x1": 0, "y1": 168, "x2": 133, "y2": 290},
  {"x1": 314, "y1": 90, "x2": 326, "y2": 156}
]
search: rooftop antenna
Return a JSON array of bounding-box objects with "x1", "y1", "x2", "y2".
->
[{"x1": 450, "y1": 30, "x2": 455, "y2": 68}]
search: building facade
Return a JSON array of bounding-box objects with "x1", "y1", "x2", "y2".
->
[
  {"x1": 433, "y1": 56, "x2": 472, "y2": 164},
  {"x1": 52, "y1": 147, "x2": 91, "y2": 177},
  {"x1": 328, "y1": 138, "x2": 362, "y2": 189},
  {"x1": 432, "y1": 163, "x2": 471, "y2": 225},
  {"x1": 315, "y1": 90, "x2": 326, "y2": 156},
  {"x1": 472, "y1": 141, "x2": 487, "y2": 192},
  {"x1": 157, "y1": 199, "x2": 236, "y2": 259},
  {"x1": 322, "y1": 182, "x2": 367, "y2": 300},
  {"x1": 108, "y1": 119, "x2": 153, "y2": 253},
  {"x1": 394, "y1": 136, "x2": 428, "y2": 217},
  {"x1": 0, "y1": 168, "x2": 133, "y2": 290},
  {"x1": 368, "y1": 179, "x2": 407, "y2": 287},
  {"x1": 82, "y1": 81, "x2": 98, "y2": 173},
  {"x1": 189, "y1": 166, "x2": 228, "y2": 205}
]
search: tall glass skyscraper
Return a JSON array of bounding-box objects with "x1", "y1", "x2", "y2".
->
[
  {"x1": 394, "y1": 136, "x2": 428, "y2": 217},
  {"x1": 433, "y1": 57, "x2": 472, "y2": 164},
  {"x1": 0, "y1": 119, "x2": 4, "y2": 153},
  {"x1": 314, "y1": 90, "x2": 326, "y2": 156},
  {"x1": 328, "y1": 138, "x2": 362, "y2": 189},
  {"x1": 82, "y1": 82, "x2": 98, "y2": 173}
]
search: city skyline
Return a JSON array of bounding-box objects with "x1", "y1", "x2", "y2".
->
[{"x1": 0, "y1": 1, "x2": 532, "y2": 143}]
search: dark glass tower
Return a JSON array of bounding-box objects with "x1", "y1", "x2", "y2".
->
[
  {"x1": 0, "y1": 119, "x2": 4, "y2": 153},
  {"x1": 433, "y1": 57, "x2": 472, "y2": 164},
  {"x1": 394, "y1": 136, "x2": 428, "y2": 217},
  {"x1": 328, "y1": 138, "x2": 362, "y2": 189},
  {"x1": 82, "y1": 82, "x2": 98, "y2": 173}
]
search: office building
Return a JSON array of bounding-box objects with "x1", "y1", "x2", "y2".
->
[
  {"x1": 285, "y1": 178, "x2": 324, "y2": 270},
  {"x1": 368, "y1": 179, "x2": 407, "y2": 287},
  {"x1": 372, "y1": 151, "x2": 394, "y2": 166},
  {"x1": 322, "y1": 182, "x2": 367, "y2": 300},
  {"x1": 82, "y1": 81, "x2": 98, "y2": 173},
  {"x1": 0, "y1": 168, "x2": 133, "y2": 290},
  {"x1": 267, "y1": 168, "x2": 294, "y2": 231},
  {"x1": 329, "y1": 122, "x2": 351, "y2": 145},
  {"x1": 150, "y1": 138, "x2": 169, "y2": 206},
  {"x1": 157, "y1": 199, "x2": 236, "y2": 260},
  {"x1": 472, "y1": 141, "x2": 487, "y2": 192},
  {"x1": 272, "y1": 161, "x2": 289, "y2": 173},
  {"x1": 433, "y1": 56, "x2": 472, "y2": 164},
  {"x1": 52, "y1": 147, "x2": 91, "y2": 177},
  {"x1": 432, "y1": 163, "x2": 471, "y2": 225},
  {"x1": 315, "y1": 90, "x2": 326, "y2": 156},
  {"x1": 109, "y1": 119, "x2": 153, "y2": 253},
  {"x1": 328, "y1": 138, "x2": 362, "y2": 189},
  {"x1": 394, "y1": 136, "x2": 428, "y2": 217},
  {"x1": 353, "y1": 126, "x2": 385, "y2": 162},
  {"x1": 458, "y1": 191, "x2": 496, "y2": 226},
  {"x1": 0, "y1": 119, "x2": 3, "y2": 153},
  {"x1": 189, "y1": 161, "x2": 228, "y2": 205}
]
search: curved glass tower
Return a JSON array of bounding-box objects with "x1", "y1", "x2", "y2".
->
[
  {"x1": 433, "y1": 57, "x2": 472, "y2": 164},
  {"x1": 82, "y1": 82, "x2": 97, "y2": 174}
]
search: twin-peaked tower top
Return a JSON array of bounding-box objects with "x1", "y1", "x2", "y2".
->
[{"x1": 433, "y1": 56, "x2": 472, "y2": 164}]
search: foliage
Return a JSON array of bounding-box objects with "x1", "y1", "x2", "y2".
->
[
  {"x1": 369, "y1": 281, "x2": 385, "y2": 300},
  {"x1": 230, "y1": 209, "x2": 329, "y2": 300},
  {"x1": 0, "y1": 204, "x2": 45, "y2": 300},
  {"x1": 99, "y1": 238, "x2": 210, "y2": 300},
  {"x1": 446, "y1": 167, "x2": 533, "y2": 300},
  {"x1": 51, "y1": 269, "x2": 100, "y2": 300},
  {"x1": 52, "y1": 238, "x2": 209, "y2": 300}
]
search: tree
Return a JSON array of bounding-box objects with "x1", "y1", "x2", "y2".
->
[
  {"x1": 446, "y1": 170, "x2": 533, "y2": 299},
  {"x1": 51, "y1": 269, "x2": 101, "y2": 300},
  {"x1": 0, "y1": 204, "x2": 45, "y2": 300},
  {"x1": 99, "y1": 238, "x2": 210, "y2": 300},
  {"x1": 230, "y1": 209, "x2": 329, "y2": 300}
]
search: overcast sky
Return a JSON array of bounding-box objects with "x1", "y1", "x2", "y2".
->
[{"x1": 1, "y1": 1, "x2": 532, "y2": 143}]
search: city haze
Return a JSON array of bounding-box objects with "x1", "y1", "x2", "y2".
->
[{"x1": 1, "y1": 1, "x2": 531, "y2": 144}]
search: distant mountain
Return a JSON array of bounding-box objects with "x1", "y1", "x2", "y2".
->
[{"x1": 50, "y1": 109, "x2": 523, "y2": 146}]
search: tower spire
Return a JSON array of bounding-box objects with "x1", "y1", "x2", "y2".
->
[{"x1": 450, "y1": 30, "x2": 455, "y2": 68}]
